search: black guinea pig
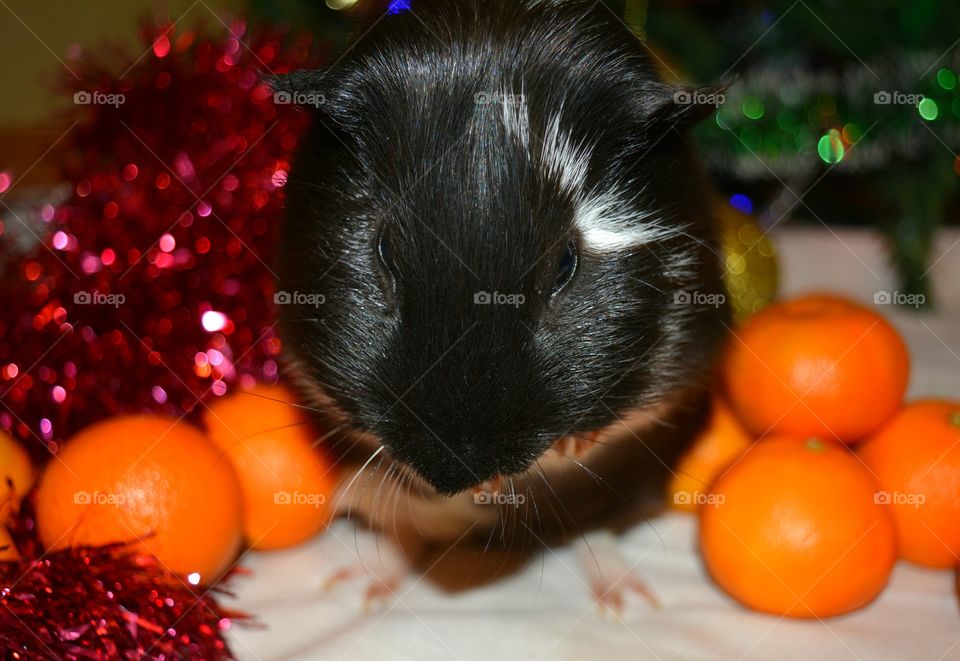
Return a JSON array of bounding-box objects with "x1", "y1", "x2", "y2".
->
[{"x1": 275, "y1": 0, "x2": 729, "y2": 501}]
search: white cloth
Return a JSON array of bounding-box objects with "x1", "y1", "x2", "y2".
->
[{"x1": 226, "y1": 227, "x2": 960, "y2": 660}]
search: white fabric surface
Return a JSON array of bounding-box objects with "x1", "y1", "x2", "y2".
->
[{"x1": 226, "y1": 227, "x2": 960, "y2": 660}]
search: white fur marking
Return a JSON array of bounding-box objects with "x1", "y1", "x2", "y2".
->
[
  {"x1": 501, "y1": 100, "x2": 680, "y2": 252},
  {"x1": 501, "y1": 91, "x2": 530, "y2": 151},
  {"x1": 541, "y1": 113, "x2": 590, "y2": 193},
  {"x1": 575, "y1": 190, "x2": 680, "y2": 252},
  {"x1": 502, "y1": 102, "x2": 590, "y2": 194}
]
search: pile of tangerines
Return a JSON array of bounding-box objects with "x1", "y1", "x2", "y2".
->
[
  {"x1": 0, "y1": 384, "x2": 337, "y2": 585},
  {"x1": 1, "y1": 291, "x2": 956, "y2": 618},
  {"x1": 670, "y1": 293, "x2": 960, "y2": 618}
]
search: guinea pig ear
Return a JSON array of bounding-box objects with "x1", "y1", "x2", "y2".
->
[{"x1": 644, "y1": 83, "x2": 729, "y2": 131}]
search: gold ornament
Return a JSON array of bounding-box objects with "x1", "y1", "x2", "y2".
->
[
  {"x1": 716, "y1": 202, "x2": 779, "y2": 325},
  {"x1": 624, "y1": 0, "x2": 649, "y2": 39},
  {"x1": 620, "y1": 5, "x2": 777, "y2": 324}
]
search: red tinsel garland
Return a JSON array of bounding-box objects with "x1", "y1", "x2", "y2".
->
[
  {"x1": 0, "y1": 15, "x2": 327, "y2": 658},
  {"x1": 0, "y1": 17, "x2": 324, "y2": 461},
  {"x1": 1, "y1": 496, "x2": 250, "y2": 659}
]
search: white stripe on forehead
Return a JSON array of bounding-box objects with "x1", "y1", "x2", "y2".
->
[
  {"x1": 540, "y1": 112, "x2": 591, "y2": 194},
  {"x1": 501, "y1": 91, "x2": 530, "y2": 151},
  {"x1": 501, "y1": 95, "x2": 588, "y2": 194},
  {"x1": 500, "y1": 93, "x2": 676, "y2": 252}
]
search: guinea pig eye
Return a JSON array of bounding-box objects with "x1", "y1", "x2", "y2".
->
[
  {"x1": 376, "y1": 229, "x2": 394, "y2": 274},
  {"x1": 551, "y1": 241, "x2": 579, "y2": 295},
  {"x1": 373, "y1": 229, "x2": 397, "y2": 303}
]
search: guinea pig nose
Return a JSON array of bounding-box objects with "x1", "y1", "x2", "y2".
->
[
  {"x1": 428, "y1": 469, "x2": 488, "y2": 497},
  {"x1": 398, "y1": 441, "x2": 498, "y2": 497}
]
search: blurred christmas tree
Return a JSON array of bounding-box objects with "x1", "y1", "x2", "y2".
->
[
  {"x1": 244, "y1": 0, "x2": 960, "y2": 306},
  {"x1": 638, "y1": 0, "x2": 959, "y2": 306}
]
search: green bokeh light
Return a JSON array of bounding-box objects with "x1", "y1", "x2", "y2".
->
[
  {"x1": 918, "y1": 98, "x2": 939, "y2": 121},
  {"x1": 817, "y1": 129, "x2": 845, "y2": 164},
  {"x1": 715, "y1": 109, "x2": 731, "y2": 130},
  {"x1": 742, "y1": 96, "x2": 764, "y2": 120},
  {"x1": 937, "y1": 68, "x2": 957, "y2": 90}
]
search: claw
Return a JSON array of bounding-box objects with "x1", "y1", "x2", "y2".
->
[
  {"x1": 361, "y1": 573, "x2": 404, "y2": 613},
  {"x1": 578, "y1": 529, "x2": 661, "y2": 616},
  {"x1": 591, "y1": 572, "x2": 661, "y2": 617},
  {"x1": 322, "y1": 542, "x2": 411, "y2": 612},
  {"x1": 322, "y1": 565, "x2": 366, "y2": 592}
]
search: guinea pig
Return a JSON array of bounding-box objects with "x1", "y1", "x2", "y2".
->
[{"x1": 274, "y1": 0, "x2": 729, "y2": 558}]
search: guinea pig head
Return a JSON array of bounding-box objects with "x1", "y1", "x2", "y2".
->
[{"x1": 276, "y1": 0, "x2": 729, "y2": 495}]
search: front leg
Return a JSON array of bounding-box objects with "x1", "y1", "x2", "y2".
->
[{"x1": 322, "y1": 533, "x2": 419, "y2": 611}]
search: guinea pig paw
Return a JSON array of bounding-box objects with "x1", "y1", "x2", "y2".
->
[
  {"x1": 577, "y1": 530, "x2": 661, "y2": 617},
  {"x1": 322, "y1": 546, "x2": 411, "y2": 613}
]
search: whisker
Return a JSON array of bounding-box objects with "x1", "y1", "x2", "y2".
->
[
  {"x1": 532, "y1": 461, "x2": 603, "y2": 588},
  {"x1": 556, "y1": 451, "x2": 667, "y2": 554},
  {"x1": 527, "y1": 484, "x2": 546, "y2": 606},
  {"x1": 332, "y1": 445, "x2": 385, "y2": 518},
  {"x1": 402, "y1": 468, "x2": 425, "y2": 537},
  {"x1": 230, "y1": 387, "x2": 330, "y2": 415},
  {"x1": 310, "y1": 424, "x2": 346, "y2": 450},
  {"x1": 563, "y1": 454, "x2": 602, "y2": 485},
  {"x1": 371, "y1": 462, "x2": 390, "y2": 532},
  {"x1": 532, "y1": 461, "x2": 571, "y2": 541},
  {"x1": 372, "y1": 461, "x2": 398, "y2": 566},
  {"x1": 390, "y1": 464, "x2": 407, "y2": 541},
  {"x1": 233, "y1": 420, "x2": 318, "y2": 440},
  {"x1": 480, "y1": 498, "x2": 501, "y2": 556}
]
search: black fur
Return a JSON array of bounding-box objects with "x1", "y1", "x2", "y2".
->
[{"x1": 277, "y1": 0, "x2": 729, "y2": 496}]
